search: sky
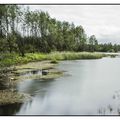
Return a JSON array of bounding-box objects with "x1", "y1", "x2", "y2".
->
[{"x1": 28, "y1": 5, "x2": 120, "y2": 44}]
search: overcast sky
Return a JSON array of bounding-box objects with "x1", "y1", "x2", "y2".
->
[{"x1": 28, "y1": 5, "x2": 120, "y2": 44}]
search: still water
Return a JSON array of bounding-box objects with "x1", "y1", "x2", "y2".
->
[{"x1": 2, "y1": 56, "x2": 120, "y2": 115}]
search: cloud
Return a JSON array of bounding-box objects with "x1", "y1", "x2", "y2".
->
[{"x1": 28, "y1": 5, "x2": 120, "y2": 44}]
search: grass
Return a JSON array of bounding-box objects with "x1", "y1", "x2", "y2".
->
[
  {"x1": 0, "y1": 53, "x2": 47, "y2": 67},
  {"x1": 48, "y1": 51, "x2": 107, "y2": 60},
  {"x1": 0, "y1": 51, "x2": 112, "y2": 68},
  {"x1": 0, "y1": 90, "x2": 31, "y2": 106}
]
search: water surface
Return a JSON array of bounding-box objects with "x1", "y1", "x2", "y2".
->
[{"x1": 1, "y1": 56, "x2": 120, "y2": 115}]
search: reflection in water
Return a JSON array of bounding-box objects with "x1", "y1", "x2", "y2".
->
[
  {"x1": 1, "y1": 56, "x2": 120, "y2": 115},
  {"x1": 19, "y1": 70, "x2": 42, "y2": 79},
  {"x1": 17, "y1": 79, "x2": 54, "y2": 96}
]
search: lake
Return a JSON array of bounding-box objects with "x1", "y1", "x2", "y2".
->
[{"x1": 1, "y1": 56, "x2": 120, "y2": 115}]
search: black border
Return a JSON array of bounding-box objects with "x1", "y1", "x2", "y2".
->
[{"x1": 0, "y1": 3, "x2": 120, "y2": 117}]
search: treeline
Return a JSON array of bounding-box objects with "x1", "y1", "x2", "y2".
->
[{"x1": 0, "y1": 5, "x2": 120, "y2": 56}]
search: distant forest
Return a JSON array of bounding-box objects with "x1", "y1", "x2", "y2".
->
[{"x1": 0, "y1": 5, "x2": 120, "y2": 56}]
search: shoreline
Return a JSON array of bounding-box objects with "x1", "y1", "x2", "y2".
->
[{"x1": 0, "y1": 52, "x2": 118, "y2": 106}]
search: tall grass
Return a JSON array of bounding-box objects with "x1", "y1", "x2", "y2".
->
[
  {"x1": 0, "y1": 52, "x2": 106, "y2": 67},
  {"x1": 47, "y1": 51, "x2": 106, "y2": 60}
]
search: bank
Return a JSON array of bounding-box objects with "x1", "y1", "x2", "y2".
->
[{"x1": 0, "y1": 52, "x2": 117, "y2": 106}]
